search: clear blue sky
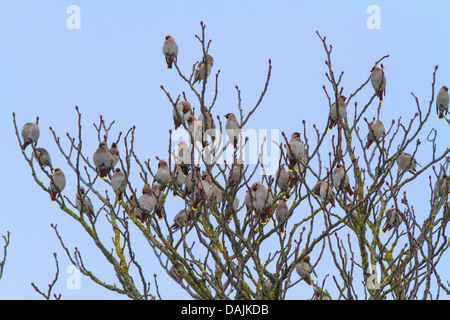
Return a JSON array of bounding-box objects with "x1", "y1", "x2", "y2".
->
[{"x1": 1, "y1": 1, "x2": 449, "y2": 300}]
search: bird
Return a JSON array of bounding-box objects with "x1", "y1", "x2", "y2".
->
[
  {"x1": 276, "y1": 198, "x2": 289, "y2": 234},
  {"x1": 32, "y1": 147, "x2": 53, "y2": 171},
  {"x1": 332, "y1": 164, "x2": 353, "y2": 196},
  {"x1": 198, "y1": 105, "x2": 216, "y2": 143},
  {"x1": 21, "y1": 122, "x2": 40, "y2": 150},
  {"x1": 264, "y1": 274, "x2": 277, "y2": 293},
  {"x1": 396, "y1": 152, "x2": 417, "y2": 174},
  {"x1": 289, "y1": 154, "x2": 308, "y2": 188},
  {"x1": 173, "y1": 101, "x2": 192, "y2": 130},
  {"x1": 295, "y1": 256, "x2": 315, "y2": 286},
  {"x1": 345, "y1": 204, "x2": 360, "y2": 230},
  {"x1": 436, "y1": 86, "x2": 449, "y2": 119},
  {"x1": 227, "y1": 162, "x2": 243, "y2": 190},
  {"x1": 111, "y1": 168, "x2": 126, "y2": 203},
  {"x1": 50, "y1": 168, "x2": 66, "y2": 201},
  {"x1": 433, "y1": 173, "x2": 449, "y2": 201},
  {"x1": 75, "y1": 186, "x2": 95, "y2": 218},
  {"x1": 224, "y1": 113, "x2": 241, "y2": 150},
  {"x1": 154, "y1": 159, "x2": 171, "y2": 188},
  {"x1": 136, "y1": 185, "x2": 157, "y2": 223},
  {"x1": 370, "y1": 65, "x2": 386, "y2": 102},
  {"x1": 169, "y1": 264, "x2": 185, "y2": 284},
  {"x1": 176, "y1": 140, "x2": 191, "y2": 176},
  {"x1": 162, "y1": 35, "x2": 178, "y2": 69},
  {"x1": 276, "y1": 165, "x2": 290, "y2": 193},
  {"x1": 382, "y1": 206, "x2": 403, "y2": 233},
  {"x1": 93, "y1": 142, "x2": 113, "y2": 179},
  {"x1": 444, "y1": 202, "x2": 450, "y2": 221},
  {"x1": 173, "y1": 164, "x2": 187, "y2": 188},
  {"x1": 187, "y1": 115, "x2": 204, "y2": 148},
  {"x1": 192, "y1": 171, "x2": 214, "y2": 211},
  {"x1": 314, "y1": 289, "x2": 329, "y2": 300},
  {"x1": 244, "y1": 189, "x2": 254, "y2": 219},
  {"x1": 152, "y1": 184, "x2": 165, "y2": 220},
  {"x1": 366, "y1": 120, "x2": 385, "y2": 149},
  {"x1": 210, "y1": 179, "x2": 223, "y2": 205},
  {"x1": 286, "y1": 132, "x2": 305, "y2": 171},
  {"x1": 312, "y1": 181, "x2": 335, "y2": 207},
  {"x1": 184, "y1": 166, "x2": 201, "y2": 196},
  {"x1": 171, "y1": 209, "x2": 191, "y2": 231},
  {"x1": 250, "y1": 182, "x2": 273, "y2": 224},
  {"x1": 328, "y1": 95, "x2": 347, "y2": 129},
  {"x1": 124, "y1": 194, "x2": 136, "y2": 214},
  {"x1": 225, "y1": 196, "x2": 240, "y2": 222},
  {"x1": 192, "y1": 54, "x2": 214, "y2": 85},
  {"x1": 109, "y1": 142, "x2": 120, "y2": 168}
]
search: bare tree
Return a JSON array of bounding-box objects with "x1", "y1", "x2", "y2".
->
[
  {"x1": 0, "y1": 231, "x2": 11, "y2": 282},
  {"x1": 13, "y1": 22, "x2": 450, "y2": 300}
]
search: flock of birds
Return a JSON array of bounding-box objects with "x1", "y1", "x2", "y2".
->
[{"x1": 17, "y1": 34, "x2": 450, "y2": 289}]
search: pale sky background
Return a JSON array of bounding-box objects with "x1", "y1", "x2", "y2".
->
[{"x1": 1, "y1": 1, "x2": 449, "y2": 300}]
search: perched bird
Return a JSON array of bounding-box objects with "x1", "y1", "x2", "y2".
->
[
  {"x1": 227, "y1": 162, "x2": 243, "y2": 189},
  {"x1": 109, "y1": 142, "x2": 119, "y2": 168},
  {"x1": 286, "y1": 132, "x2": 305, "y2": 171},
  {"x1": 289, "y1": 154, "x2": 308, "y2": 188},
  {"x1": 21, "y1": 122, "x2": 40, "y2": 150},
  {"x1": 345, "y1": 204, "x2": 360, "y2": 230},
  {"x1": 264, "y1": 274, "x2": 277, "y2": 292},
  {"x1": 244, "y1": 189, "x2": 254, "y2": 218},
  {"x1": 382, "y1": 206, "x2": 403, "y2": 233},
  {"x1": 32, "y1": 147, "x2": 53, "y2": 171},
  {"x1": 332, "y1": 164, "x2": 353, "y2": 196},
  {"x1": 224, "y1": 113, "x2": 241, "y2": 150},
  {"x1": 296, "y1": 256, "x2": 315, "y2": 286},
  {"x1": 173, "y1": 164, "x2": 187, "y2": 188},
  {"x1": 187, "y1": 115, "x2": 204, "y2": 148},
  {"x1": 173, "y1": 101, "x2": 192, "y2": 130},
  {"x1": 198, "y1": 105, "x2": 216, "y2": 143},
  {"x1": 210, "y1": 179, "x2": 223, "y2": 205},
  {"x1": 366, "y1": 120, "x2": 385, "y2": 149},
  {"x1": 162, "y1": 35, "x2": 178, "y2": 69},
  {"x1": 275, "y1": 198, "x2": 289, "y2": 234},
  {"x1": 154, "y1": 159, "x2": 171, "y2": 188},
  {"x1": 225, "y1": 196, "x2": 240, "y2": 221},
  {"x1": 276, "y1": 165, "x2": 290, "y2": 193},
  {"x1": 75, "y1": 186, "x2": 95, "y2": 218},
  {"x1": 176, "y1": 140, "x2": 191, "y2": 176},
  {"x1": 171, "y1": 209, "x2": 190, "y2": 231},
  {"x1": 169, "y1": 264, "x2": 185, "y2": 284},
  {"x1": 50, "y1": 168, "x2": 66, "y2": 201},
  {"x1": 396, "y1": 152, "x2": 417, "y2": 174},
  {"x1": 328, "y1": 95, "x2": 347, "y2": 129},
  {"x1": 124, "y1": 194, "x2": 136, "y2": 213},
  {"x1": 93, "y1": 142, "x2": 113, "y2": 179},
  {"x1": 192, "y1": 54, "x2": 214, "y2": 85},
  {"x1": 370, "y1": 65, "x2": 386, "y2": 102},
  {"x1": 184, "y1": 166, "x2": 201, "y2": 196},
  {"x1": 433, "y1": 173, "x2": 449, "y2": 201},
  {"x1": 312, "y1": 181, "x2": 335, "y2": 207},
  {"x1": 444, "y1": 202, "x2": 450, "y2": 221},
  {"x1": 111, "y1": 168, "x2": 126, "y2": 203},
  {"x1": 136, "y1": 185, "x2": 157, "y2": 223},
  {"x1": 436, "y1": 86, "x2": 449, "y2": 119},
  {"x1": 192, "y1": 171, "x2": 214, "y2": 210},
  {"x1": 152, "y1": 184, "x2": 165, "y2": 220},
  {"x1": 314, "y1": 289, "x2": 329, "y2": 300},
  {"x1": 251, "y1": 182, "x2": 273, "y2": 224}
]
